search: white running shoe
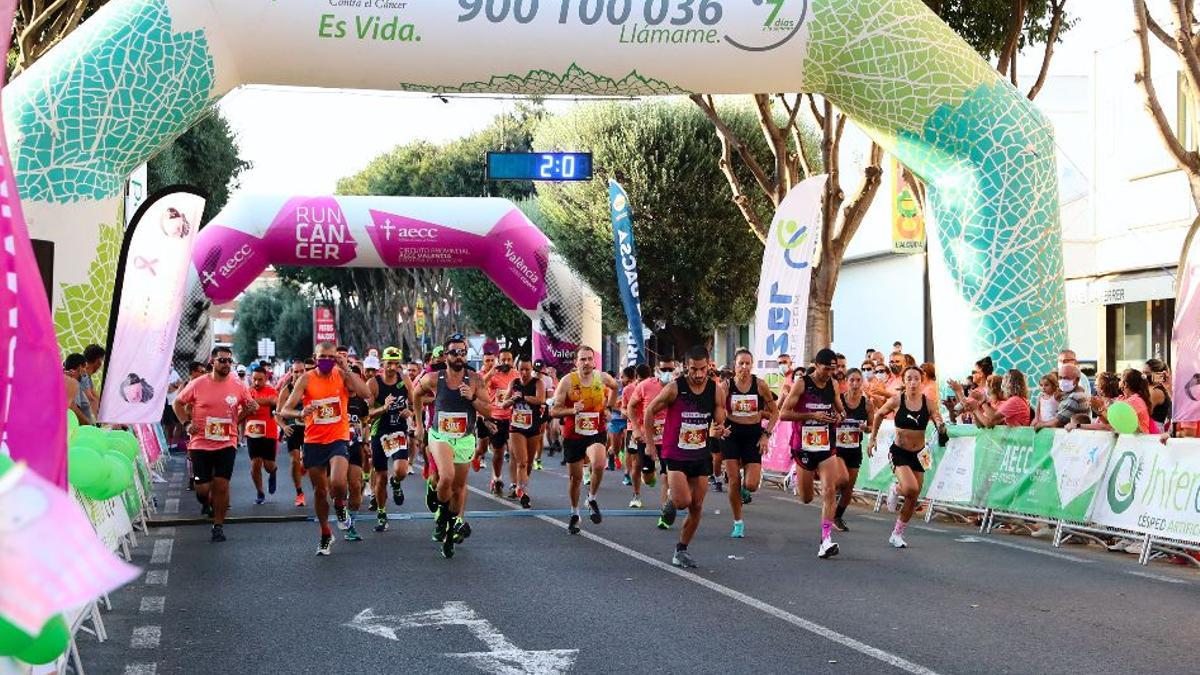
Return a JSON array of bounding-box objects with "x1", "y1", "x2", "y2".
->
[
  {"x1": 889, "y1": 532, "x2": 908, "y2": 548},
  {"x1": 886, "y1": 481, "x2": 899, "y2": 513},
  {"x1": 628, "y1": 497, "x2": 643, "y2": 508},
  {"x1": 818, "y1": 538, "x2": 839, "y2": 559}
]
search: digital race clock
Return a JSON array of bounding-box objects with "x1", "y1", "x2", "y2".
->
[{"x1": 486, "y1": 152, "x2": 593, "y2": 182}]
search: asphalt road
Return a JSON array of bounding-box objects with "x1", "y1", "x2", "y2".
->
[{"x1": 78, "y1": 445, "x2": 1199, "y2": 675}]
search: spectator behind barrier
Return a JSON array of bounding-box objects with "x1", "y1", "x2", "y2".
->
[{"x1": 1038, "y1": 363, "x2": 1089, "y2": 430}]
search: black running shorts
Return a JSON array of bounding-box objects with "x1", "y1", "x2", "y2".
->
[{"x1": 193, "y1": 446, "x2": 236, "y2": 483}]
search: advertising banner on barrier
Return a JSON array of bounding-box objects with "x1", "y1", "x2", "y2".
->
[
  {"x1": 99, "y1": 188, "x2": 205, "y2": 424},
  {"x1": 752, "y1": 175, "x2": 825, "y2": 374},
  {"x1": 1088, "y1": 436, "x2": 1200, "y2": 543},
  {"x1": 608, "y1": 180, "x2": 646, "y2": 366}
]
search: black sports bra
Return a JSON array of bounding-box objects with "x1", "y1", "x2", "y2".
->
[{"x1": 895, "y1": 393, "x2": 930, "y2": 431}]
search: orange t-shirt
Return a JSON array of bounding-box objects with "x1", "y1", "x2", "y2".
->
[
  {"x1": 303, "y1": 370, "x2": 351, "y2": 444},
  {"x1": 245, "y1": 385, "x2": 279, "y2": 439},
  {"x1": 487, "y1": 369, "x2": 519, "y2": 421}
]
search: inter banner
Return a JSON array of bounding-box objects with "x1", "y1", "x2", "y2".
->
[
  {"x1": 1088, "y1": 435, "x2": 1200, "y2": 541},
  {"x1": 753, "y1": 175, "x2": 826, "y2": 373},
  {"x1": 1173, "y1": 230, "x2": 1200, "y2": 421},
  {"x1": 100, "y1": 187, "x2": 206, "y2": 423},
  {"x1": 608, "y1": 180, "x2": 646, "y2": 366}
]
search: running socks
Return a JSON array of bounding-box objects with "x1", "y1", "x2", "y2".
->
[
  {"x1": 835, "y1": 501, "x2": 848, "y2": 520},
  {"x1": 893, "y1": 519, "x2": 908, "y2": 535},
  {"x1": 675, "y1": 542, "x2": 687, "y2": 552},
  {"x1": 821, "y1": 518, "x2": 833, "y2": 541}
]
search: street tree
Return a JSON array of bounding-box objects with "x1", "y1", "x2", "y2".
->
[{"x1": 231, "y1": 285, "x2": 313, "y2": 363}]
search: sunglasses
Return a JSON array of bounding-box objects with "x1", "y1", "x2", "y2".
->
[
  {"x1": 446, "y1": 348, "x2": 467, "y2": 357},
  {"x1": 215, "y1": 357, "x2": 233, "y2": 364},
  {"x1": 874, "y1": 369, "x2": 887, "y2": 374}
]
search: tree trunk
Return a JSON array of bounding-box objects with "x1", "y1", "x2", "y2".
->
[{"x1": 804, "y1": 260, "x2": 837, "y2": 361}]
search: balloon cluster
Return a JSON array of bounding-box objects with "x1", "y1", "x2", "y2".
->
[
  {"x1": 66, "y1": 413, "x2": 140, "y2": 501},
  {"x1": 0, "y1": 615, "x2": 69, "y2": 665}
]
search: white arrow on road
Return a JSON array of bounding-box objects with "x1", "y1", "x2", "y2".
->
[{"x1": 345, "y1": 601, "x2": 578, "y2": 675}]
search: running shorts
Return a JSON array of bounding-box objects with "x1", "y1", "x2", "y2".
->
[
  {"x1": 475, "y1": 418, "x2": 493, "y2": 439},
  {"x1": 563, "y1": 437, "x2": 600, "y2": 464},
  {"x1": 246, "y1": 437, "x2": 276, "y2": 461},
  {"x1": 347, "y1": 441, "x2": 364, "y2": 468},
  {"x1": 607, "y1": 417, "x2": 627, "y2": 434},
  {"x1": 514, "y1": 421, "x2": 541, "y2": 439},
  {"x1": 634, "y1": 442, "x2": 658, "y2": 474},
  {"x1": 721, "y1": 423, "x2": 763, "y2": 464},
  {"x1": 489, "y1": 420, "x2": 511, "y2": 449},
  {"x1": 302, "y1": 440, "x2": 349, "y2": 469},
  {"x1": 838, "y1": 447, "x2": 863, "y2": 470},
  {"x1": 192, "y1": 446, "x2": 236, "y2": 483},
  {"x1": 429, "y1": 430, "x2": 477, "y2": 464},
  {"x1": 284, "y1": 424, "x2": 304, "y2": 452},
  {"x1": 371, "y1": 432, "x2": 412, "y2": 470},
  {"x1": 708, "y1": 438, "x2": 722, "y2": 455},
  {"x1": 791, "y1": 447, "x2": 834, "y2": 472},
  {"x1": 889, "y1": 444, "x2": 925, "y2": 473},
  {"x1": 664, "y1": 457, "x2": 710, "y2": 478}
]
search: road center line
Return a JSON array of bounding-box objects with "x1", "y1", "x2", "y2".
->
[
  {"x1": 466, "y1": 484, "x2": 939, "y2": 675},
  {"x1": 150, "y1": 539, "x2": 174, "y2": 564},
  {"x1": 131, "y1": 626, "x2": 161, "y2": 649},
  {"x1": 955, "y1": 536, "x2": 1094, "y2": 563},
  {"x1": 1125, "y1": 570, "x2": 1188, "y2": 584}
]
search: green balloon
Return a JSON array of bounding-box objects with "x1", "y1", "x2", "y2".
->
[
  {"x1": 13, "y1": 615, "x2": 69, "y2": 665},
  {"x1": 72, "y1": 425, "x2": 106, "y2": 446},
  {"x1": 0, "y1": 453, "x2": 13, "y2": 477},
  {"x1": 66, "y1": 409, "x2": 79, "y2": 442},
  {"x1": 103, "y1": 453, "x2": 134, "y2": 495},
  {"x1": 0, "y1": 616, "x2": 35, "y2": 657},
  {"x1": 1107, "y1": 401, "x2": 1139, "y2": 435},
  {"x1": 109, "y1": 430, "x2": 141, "y2": 461},
  {"x1": 67, "y1": 443, "x2": 106, "y2": 489}
]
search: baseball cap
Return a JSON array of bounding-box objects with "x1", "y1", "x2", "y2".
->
[
  {"x1": 432, "y1": 346, "x2": 445, "y2": 357},
  {"x1": 382, "y1": 346, "x2": 402, "y2": 362},
  {"x1": 533, "y1": 359, "x2": 545, "y2": 370},
  {"x1": 363, "y1": 355, "x2": 381, "y2": 369}
]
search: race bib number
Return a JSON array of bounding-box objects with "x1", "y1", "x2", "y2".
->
[
  {"x1": 312, "y1": 397, "x2": 341, "y2": 425},
  {"x1": 245, "y1": 420, "x2": 267, "y2": 438},
  {"x1": 512, "y1": 406, "x2": 534, "y2": 430},
  {"x1": 437, "y1": 412, "x2": 469, "y2": 439},
  {"x1": 575, "y1": 411, "x2": 600, "y2": 436},
  {"x1": 380, "y1": 432, "x2": 408, "y2": 456},
  {"x1": 652, "y1": 418, "x2": 665, "y2": 443},
  {"x1": 835, "y1": 422, "x2": 862, "y2": 449},
  {"x1": 204, "y1": 417, "x2": 234, "y2": 442},
  {"x1": 730, "y1": 394, "x2": 758, "y2": 417},
  {"x1": 918, "y1": 447, "x2": 933, "y2": 470},
  {"x1": 678, "y1": 422, "x2": 709, "y2": 451},
  {"x1": 801, "y1": 424, "x2": 830, "y2": 452}
]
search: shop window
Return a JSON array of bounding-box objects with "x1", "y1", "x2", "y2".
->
[{"x1": 1106, "y1": 299, "x2": 1175, "y2": 373}]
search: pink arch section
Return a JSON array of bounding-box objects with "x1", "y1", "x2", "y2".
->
[{"x1": 190, "y1": 195, "x2": 600, "y2": 370}]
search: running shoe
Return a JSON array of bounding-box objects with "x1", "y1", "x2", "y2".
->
[
  {"x1": 711, "y1": 476, "x2": 724, "y2": 493},
  {"x1": 584, "y1": 471, "x2": 591, "y2": 486},
  {"x1": 433, "y1": 508, "x2": 450, "y2": 542},
  {"x1": 568, "y1": 514, "x2": 581, "y2": 535},
  {"x1": 888, "y1": 532, "x2": 908, "y2": 549},
  {"x1": 268, "y1": 469, "x2": 277, "y2": 495},
  {"x1": 588, "y1": 498, "x2": 602, "y2": 524},
  {"x1": 471, "y1": 455, "x2": 482, "y2": 472},
  {"x1": 425, "y1": 480, "x2": 438, "y2": 513},
  {"x1": 615, "y1": 455, "x2": 623, "y2": 470},
  {"x1": 442, "y1": 534, "x2": 455, "y2": 559},
  {"x1": 368, "y1": 496, "x2": 378, "y2": 512},
  {"x1": 453, "y1": 518, "x2": 472, "y2": 544},
  {"x1": 391, "y1": 478, "x2": 405, "y2": 506},
  {"x1": 629, "y1": 496, "x2": 643, "y2": 509},
  {"x1": 506, "y1": 484, "x2": 518, "y2": 499},
  {"x1": 731, "y1": 521, "x2": 744, "y2": 539},
  {"x1": 519, "y1": 489, "x2": 532, "y2": 509},
  {"x1": 255, "y1": 492, "x2": 265, "y2": 505},
  {"x1": 622, "y1": 474, "x2": 632, "y2": 486},
  {"x1": 345, "y1": 525, "x2": 363, "y2": 542},
  {"x1": 491, "y1": 479, "x2": 504, "y2": 496},
  {"x1": 671, "y1": 549, "x2": 697, "y2": 568},
  {"x1": 374, "y1": 512, "x2": 388, "y2": 533},
  {"x1": 316, "y1": 534, "x2": 333, "y2": 556},
  {"x1": 834, "y1": 517, "x2": 849, "y2": 532},
  {"x1": 534, "y1": 460, "x2": 543, "y2": 471},
  {"x1": 661, "y1": 501, "x2": 678, "y2": 527},
  {"x1": 886, "y1": 481, "x2": 899, "y2": 513},
  {"x1": 645, "y1": 472, "x2": 657, "y2": 488},
  {"x1": 335, "y1": 505, "x2": 352, "y2": 531},
  {"x1": 740, "y1": 487, "x2": 752, "y2": 505},
  {"x1": 201, "y1": 502, "x2": 214, "y2": 518},
  {"x1": 295, "y1": 493, "x2": 306, "y2": 507},
  {"x1": 210, "y1": 525, "x2": 226, "y2": 543},
  {"x1": 818, "y1": 538, "x2": 839, "y2": 559}
]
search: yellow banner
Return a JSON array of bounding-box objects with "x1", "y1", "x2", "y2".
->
[{"x1": 891, "y1": 156, "x2": 925, "y2": 253}]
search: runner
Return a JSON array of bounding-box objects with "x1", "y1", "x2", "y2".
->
[
  {"x1": 499, "y1": 357, "x2": 545, "y2": 508},
  {"x1": 541, "y1": 363, "x2": 562, "y2": 461},
  {"x1": 550, "y1": 346, "x2": 619, "y2": 534},
  {"x1": 368, "y1": 347, "x2": 417, "y2": 533},
  {"x1": 833, "y1": 368, "x2": 874, "y2": 532},
  {"x1": 707, "y1": 366, "x2": 726, "y2": 494},
  {"x1": 628, "y1": 356, "x2": 674, "y2": 528},
  {"x1": 620, "y1": 365, "x2": 647, "y2": 507},
  {"x1": 276, "y1": 360, "x2": 310, "y2": 507},
  {"x1": 473, "y1": 350, "x2": 498, "y2": 473},
  {"x1": 867, "y1": 365, "x2": 947, "y2": 549},
  {"x1": 608, "y1": 368, "x2": 633, "y2": 481},
  {"x1": 244, "y1": 367, "x2": 280, "y2": 505},
  {"x1": 345, "y1": 367, "x2": 370, "y2": 542},
  {"x1": 780, "y1": 348, "x2": 849, "y2": 559},
  {"x1": 722, "y1": 348, "x2": 779, "y2": 538},
  {"x1": 172, "y1": 346, "x2": 258, "y2": 542},
  {"x1": 413, "y1": 335, "x2": 491, "y2": 558},
  {"x1": 530, "y1": 359, "x2": 553, "y2": 471},
  {"x1": 484, "y1": 349, "x2": 519, "y2": 496},
  {"x1": 644, "y1": 345, "x2": 729, "y2": 567},
  {"x1": 280, "y1": 342, "x2": 372, "y2": 556}
]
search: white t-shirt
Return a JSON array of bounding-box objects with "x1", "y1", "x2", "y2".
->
[{"x1": 165, "y1": 370, "x2": 182, "y2": 405}]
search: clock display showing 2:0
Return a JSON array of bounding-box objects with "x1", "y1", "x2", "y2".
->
[{"x1": 486, "y1": 152, "x2": 594, "y2": 181}]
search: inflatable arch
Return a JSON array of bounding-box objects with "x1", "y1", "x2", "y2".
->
[
  {"x1": 4, "y1": 0, "x2": 1064, "y2": 378},
  {"x1": 188, "y1": 194, "x2": 601, "y2": 369}
]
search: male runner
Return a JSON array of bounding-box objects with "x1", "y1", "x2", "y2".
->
[
  {"x1": 550, "y1": 346, "x2": 618, "y2": 534},
  {"x1": 281, "y1": 342, "x2": 372, "y2": 556},
  {"x1": 244, "y1": 367, "x2": 280, "y2": 505},
  {"x1": 473, "y1": 350, "x2": 498, "y2": 472},
  {"x1": 277, "y1": 360, "x2": 310, "y2": 506},
  {"x1": 345, "y1": 367, "x2": 370, "y2": 542},
  {"x1": 173, "y1": 346, "x2": 258, "y2": 542},
  {"x1": 628, "y1": 356, "x2": 674, "y2": 527},
  {"x1": 609, "y1": 368, "x2": 633, "y2": 480},
  {"x1": 644, "y1": 345, "x2": 729, "y2": 567},
  {"x1": 368, "y1": 347, "x2": 418, "y2": 532},
  {"x1": 413, "y1": 335, "x2": 491, "y2": 558},
  {"x1": 780, "y1": 348, "x2": 849, "y2": 559},
  {"x1": 484, "y1": 349, "x2": 519, "y2": 496}
]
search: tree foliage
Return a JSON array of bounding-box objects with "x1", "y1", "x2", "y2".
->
[
  {"x1": 147, "y1": 110, "x2": 251, "y2": 225},
  {"x1": 9, "y1": 0, "x2": 110, "y2": 77},
  {"x1": 534, "y1": 100, "x2": 774, "y2": 354},
  {"x1": 231, "y1": 285, "x2": 313, "y2": 363}
]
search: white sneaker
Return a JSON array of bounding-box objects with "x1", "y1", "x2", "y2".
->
[
  {"x1": 628, "y1": 497, "x2": 643, "y2": 508},
  {"x1": 889, "y1": 532, "x2": 908, "y2": 548},
  {"x1": 818, "y1": 538, "x2": 839, "y2": 559},
  {"x1": 1106, "y1": 538, "x2": 1134, "y2": 552},
  {"x1": 886, "y1": 482, "x2": 899, "y2": 513}
]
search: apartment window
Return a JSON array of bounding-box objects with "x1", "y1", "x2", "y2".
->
[
  {"x1": 1178, "y1": 71, "x2": 1200, "y2": 151},
  {"x1": 1105, "y1": 298, "x2": 1174, "y2": 373}
]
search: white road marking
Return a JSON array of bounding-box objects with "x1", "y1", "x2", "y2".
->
[
  {"x1": 140, "y1": 597, "x2": 165, "y2": 613},
  {"x1": 150, "y1": 539, "x2": 174, "y2": 564},
  {"x1": 467, "y1": 485, "x2": 939, "y2": 675},
  {"x1": 1125, "y1": 570, "x2": 1188, "y2": 584},
  {"x1": 145, "y1": 570, "x2": 169, "y2": 585},
  {"x1": 131, "y1": 626, "x2": 161, "y2": 648},
  {"x1": 151, "y1": 527, "x2": 176, "y2": 536},
  {"x1": 164, "y1": 499, "x2": 179, "y2": 514},
  {"x1": 954, "y1": 536, "x2": 1094, "y2": 563},
  {"x1": 123, "y1": 664, "x2": 157, "y2": 675},
  {"x1": 861, "y1": 515, "x2": 890, "y2": 522},
  {"x1": 914, "y1": 525, "x2": 948, "y2": 533}
]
